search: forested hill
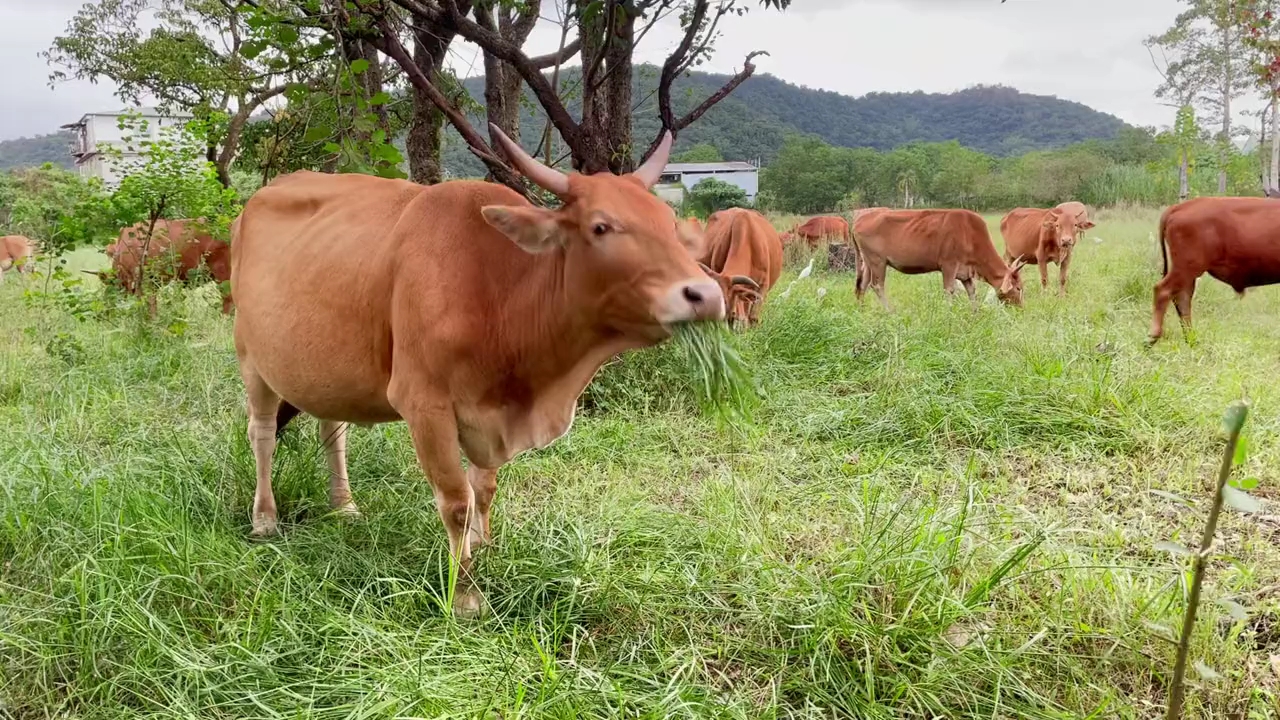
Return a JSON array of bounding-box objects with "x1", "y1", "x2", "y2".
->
[
  {"x1": 1, "y1": 68, "x2": 1128, "y2": 175},
  {"x1": 0, "y1": 132, "x2": 75, "y2": 171},
  {"x1": 439, "y1": 68, "x2": 1128, "y2": 176}
]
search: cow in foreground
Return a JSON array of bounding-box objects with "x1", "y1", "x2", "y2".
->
[
  {"x1": 698, "y1": 208, "x2": 783, "y2": 328},
  {"x1": 792, "y1": 215, "x2": 849, "y2": 249},
  {"x1": 0, "y1": 235, "x2": 35, "y2": 282},
  {"x1": 853, "y1": 208, "x2": 1026, "y2": 309},
  {"x1": 1149, "y1": 197, "x2": 1280, "y2": 345},
  {"x1": 1000, "y1": 202, "x2": 1094, "y2": 295},
  {"x1": 108, "y1": 219, "x2": 233, "y2": 313},
  {"x1": 231, "y1": 125, "x2": 721, "y2": 616}
]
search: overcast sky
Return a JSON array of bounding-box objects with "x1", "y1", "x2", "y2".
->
[{"x1": 0, "y1": 0, "x2": 1241, "y2": 143}]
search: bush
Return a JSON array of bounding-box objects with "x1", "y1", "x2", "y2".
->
[{"x1": 685, "y1": 177, "x2": 750, "y2": 218}]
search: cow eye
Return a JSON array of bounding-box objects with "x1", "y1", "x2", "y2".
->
[{"x1": 591, "y1": 222, "x2": 610, "y2": 237}]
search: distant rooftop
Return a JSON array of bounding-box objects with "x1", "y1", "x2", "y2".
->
[
  {"x1": 663, "y1": 162, "x2": 757, "y2": 173},
  {"x1": 61, "y1": 106, "x2": 194, "y2": 129}
]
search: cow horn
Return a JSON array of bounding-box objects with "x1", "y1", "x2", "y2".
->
[
  {"x1": 698, "y1": 261, "x2": 719, "y2": 278},
  {"x1": 730, "y1": 274, "x2": 761, "y2": 290},
  {"x1": 489, "y1": 123, "x2": 570, "y2": 197},
  {"x1": 1010, "y1": 255, "x2": 1027, "y2": 272},
  {"x1": 632, "y1": 131, "x2": 674, "y2": 189}
]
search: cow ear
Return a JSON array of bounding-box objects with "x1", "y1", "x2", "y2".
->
[
  {"x1": 677, "y1": 218, "x2": 706, "y2": 258},
  {"x1": 482, "y1": 205, "x2": 565, "y2": 254},
  {"x1": 1080, "y1": 219, "x2": 1096, "y2": 229}
]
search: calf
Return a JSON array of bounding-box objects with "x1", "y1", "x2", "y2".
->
[
  {"x1": 698, "y1": 208, "x2": 784, "y2": 328},
  {"x1": 1000, "y1": 203, "x2": 1092, "y2": 295},
  {"x1": 1149, "y1": 197, "x2": 1280, "y2": 345},
  {"x1": 853, "y1": 208, "x2": 1026, "y2": 309},
  {"x1": 109, "y1": 219, "x2": 233, "y2": 313},
  {"x1": 0, "y1": 235, "x2": 35, "y2": 282}
]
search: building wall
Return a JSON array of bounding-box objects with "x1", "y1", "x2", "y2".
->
[
  {"x1": 681, "y1": 170, "x2": 759, "y2": 201},
  {"x1": 73, "y1": 113, "x2": 192, "y2": 186}
]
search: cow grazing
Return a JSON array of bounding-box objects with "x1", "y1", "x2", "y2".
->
[
  {"x1": 108, "y1": 219, "x2": 233, "y2": 313},
  {"x1": 1149, "y1": 197, "x2": 1280, "y2": 345},
  {"x1": 1000, "y1": 202, "x2": 1093, "y2": 295},
  {"x1": 231, "y1": 125, "x2": 722, "y2": 616},
  {"x1": 792, "y1": 215, "x2": 849, "y2": 249},
  {"x1": 853, "y1": 208, "x2": 1026, "y2": 309},
  {"x1": 0, "y1": 235, "x2": 35, "y2": 282},
  {"x1": 697, "y1": 208, "x2": 784, "y2": 328}
]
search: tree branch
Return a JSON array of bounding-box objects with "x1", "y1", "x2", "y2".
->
[
  {"x1": 393, "y1": 0, "x2": 585, "y2": 159},
  {"x1": 529, "y1": 37, "x2": 582, "y2": 68},
  {"x1": 656, "y1": 0, "x2": 710, "y2": 133},
  {"x1": 370, "y1": 15, "x2": 534, "y2": 198},
  {"x1": 642, "y1": 50, "x2": 767, "y2": 163}
]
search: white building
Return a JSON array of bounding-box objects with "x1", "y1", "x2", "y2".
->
[
  {"x1": 656, "y1": 161, "x2": 760, "y2": 206},
  {"x1": 61, "y1": 107, "x2": 193, "y2": 186}
]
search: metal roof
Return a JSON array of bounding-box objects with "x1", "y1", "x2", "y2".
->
[
  {"x1": 61, "y1": 106, "x2": 194, "y2": 129},
  {"x1": 663, "y1": 162, "x2": 757, "y2": 173}
]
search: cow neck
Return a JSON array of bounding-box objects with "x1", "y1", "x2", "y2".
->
[
  {"x1": 490, "y1": 248, "x2": 631, "y2": 403},
  {"x1": 974, "y1": 240, "x2": 1012, "y2": 288}
]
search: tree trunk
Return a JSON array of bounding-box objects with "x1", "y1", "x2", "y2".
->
[
  {"x1": 1270, "y1": 94, "x2": 1279, "y2": 194},
  {"x1": 407, "y1": 24, "x2": 457, "y2": 185},
  {"x1": 1179, "y1": 149, "x2": 1190, "y2": 201},
  {"x1": 1219, "y1": 14, "x2": 1232, "y2": 195},
  {"x1": 602, "y1": 12, "x2": 636, "y2": 174}
]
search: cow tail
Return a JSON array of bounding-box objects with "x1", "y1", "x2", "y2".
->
[
  {"x1": 1158, "y1": 209, "x2": 1170, "y2": 278},
  {"x1": 276, "y1": 401, "x2": 302, "y2": 438}
]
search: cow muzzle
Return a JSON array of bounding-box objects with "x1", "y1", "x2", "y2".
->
[{"x1": 655, "y1": 277, "x2": 726, "y2": 325}]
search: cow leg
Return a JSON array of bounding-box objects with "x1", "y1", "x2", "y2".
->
[
  {"x1": 319, "y1": 419, "x2": 359, "y2": 517},
  {"x1": 1173, "y1": 280, "x2": 1196, "y2": 341},
  {"x1": 1036, "y1": 251, "x2": 1049, "y2": 290},
  {"x1": 397, "y1": 402, "x2": 481, "y2": 617},
  {"x1": 872, "y1": 268, "x2": 891, "y2": 311},
  {"x1": 1148, "y1": 273, "x2": 1189, "y2": 346},
  {"x1": 467, "y1": 465, "x2": 498, "y2": 548},
  {"x1": 960, "y1": 277, "x2": 978, "y2": 310},
  {"x1": 1058, "y1": 252, "x2": 1072, "y2": 296},
  {"x1": 941, "y1": 267, "x2": 958, "y2": 300},
  {"x1": 242, "y1": 364, "x2": 282, "y2": 537}
]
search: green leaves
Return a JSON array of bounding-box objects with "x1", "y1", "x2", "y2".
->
[{"x1": 349, "y1": 58, "x2": 370, "y2": 75}]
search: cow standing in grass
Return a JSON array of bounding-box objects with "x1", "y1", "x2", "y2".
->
[
  {"x1": 852, "y1": 208, "x2": 1026, "y2": 309},
  {"x1": 230, "y1": 125, "x2": 722, "y2": 617},
  {"x1": 0, "y1": 235, "x2": 34, "y2": 282},
  {"x1": 698, "y1": 208, "x2": 784, "y2": 328},
  {"x1": 791, "y1": 215, "x2": 849, "y2": 249},
  {"x1": 1000, "y1": 202, "x2": 1094, "y2": 296},
  {"x1": 1148, "y1": 197, "x2": 1280, "y2": 345},
  {"x1": 108, "y1": 219, "x2": 233, "y2": 313}
]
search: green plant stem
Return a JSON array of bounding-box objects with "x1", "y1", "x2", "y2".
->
[{"x1": 1165, "y1": 400, "x2": 1249, "y2": 720}]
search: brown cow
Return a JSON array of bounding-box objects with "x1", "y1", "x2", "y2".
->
[
  {"x1": 1148, "y1": 197, "x2": 1280, "y2": 345},
  {"x1": 698, "y1": 208, "x2": 784, "y2": 328},
  {"x1": 853, "y1": 208, "x2": 1026, "y2": 309},
  {"x1": 108, "y1": 219, "x2": 233, "y2": 313},
  {"x1": 793, "y1": 215, "x2": 849, "y2": 249},
  {"x1": 0, "y1": 235, "x2": 35, "y2": 282},
  {"x1": 231, "y1": 125, "x2": 722, "y2": 616},
  {"x1": 1000, "y1": 202, "x2": 1093, "y2": 295}
]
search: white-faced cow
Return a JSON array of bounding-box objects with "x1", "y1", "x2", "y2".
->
[
  {"x1": 852, "y1": 208, "x2": 1026, "y2": 309},
  {"x1": 230, "y1": 125, "x2": 722, "y2": 616},
  {"x1": 1149, "y1": 196, "x2": 1280, "y2": 345}
]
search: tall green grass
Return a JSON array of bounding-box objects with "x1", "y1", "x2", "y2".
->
[{"x1": 1, "y1": 208, "x2": 1277, "y2": 718}]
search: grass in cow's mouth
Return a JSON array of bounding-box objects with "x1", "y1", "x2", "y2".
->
[{"x1": 671, "y1": 320, "x2": 759, "y2": 422}]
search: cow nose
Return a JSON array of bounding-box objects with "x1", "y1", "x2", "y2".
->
[{"x1": 679, "y1": 278, "x2": 725, "y2": 321}]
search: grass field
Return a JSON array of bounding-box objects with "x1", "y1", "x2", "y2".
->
[{"x1": 1, "y1": 208, "x2": 1278, "y2": 719}]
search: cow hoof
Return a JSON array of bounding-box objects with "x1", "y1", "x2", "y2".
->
[
  {"x1": 332, "y1": 501, "x2": 362, "y2": 519},
  {"x1": 1144, "y1": 336, "x2": 1160, "y2": 349},
  {"x1": 250, "y1": 512, "x2": 279, "y2": 537},
  {"x1": 452, "y1": 589, "x2": 484, "y2": 619}
]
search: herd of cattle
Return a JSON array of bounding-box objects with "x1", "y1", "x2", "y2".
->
[{"x1": 2, "y1": 129, "x2": 1278, "y2": 615}]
